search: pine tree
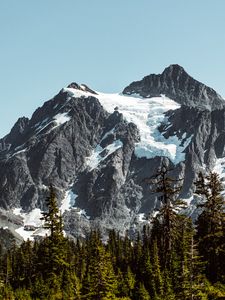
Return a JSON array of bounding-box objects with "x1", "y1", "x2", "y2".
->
[
  {"x1": 40, "y1": 185, "x2": 68, "y2": 279},
  {"x1": 151, "y1": 240, "x2": 163, "y2": 298},
  {"x1": 118, "y1": 266, "x2": 136, "y2": 299},
  {"x1": 82, "y1": 231, "x2": 118, "y2": 300},
  {"x1": 195, "y1": 171, "x2": 225, "y2": 282},
  {"x1": 41, "y1": 185, "x2": 64, "y2": 242},
  {"x1": 174, "y1": 216, "x2": 206, "y2": 299},
  {"x1": 135, "y1": 282, "x2": 150, "y2": 300},
  {"x1": 147, "y1": 164, "x2": 185, "y2": 269}
]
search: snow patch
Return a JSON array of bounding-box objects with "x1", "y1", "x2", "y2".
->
[
  {"x1": 34, "y1": 117, "x2": 49, "y2": 129},
  {"x1": 137, "y1": 213, "x2": 146, "y2": 222},
  {"x1": 213, "y1": 157, "x2": 225, "y2": 178},
  {"x1": 213, "y1": 157, "x2": 225, "y2": 195},
  {"x1": 62, "y1": 87, "x2": 94, "y2": 98},
  {"x1": 86, "y1": 139, "x2": 123, "y2": 171},
  {"x1": 75, "y1": 209, "x2": 90, "y2": 219},
  {"x1": 13, "y1": 208, "x2": 45, "y2": 241},
  {"x1": 60, "y1": 189, "x2": 90, "y2": 219},
  {"x1": 183, "y1": 196, "x2": 194, "y2": 206},
  {"x1": 53, "y1": 112, "x2": 71, "y2": 127},
  {"x1": 10, "y1": 148, "x2": 27, "y2": 158},
  {"x1": 100, "y1": 128, "x2": 115, "y2": 142},
  {"x1": 34, "y1": 112, "x2": 70, "y2": 135},
  {"x1": 60, "y1": 190, "x2": 77, "y2": 214}
]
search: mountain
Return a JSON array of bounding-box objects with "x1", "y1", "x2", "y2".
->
[
  {"x1": 123, "y1": 64, "x2": 224, "y2": 110},
  {"x1": 0, "y1": 64, "x2": 225, "y2": 239}
]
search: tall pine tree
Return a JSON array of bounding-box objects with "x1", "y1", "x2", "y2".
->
[{"x1": 195, "y1": 171, "x2": 225, "y2": 283}]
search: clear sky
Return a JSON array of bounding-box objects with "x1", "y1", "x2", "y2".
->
[{"x1": 0, "y1": 0, "x2": 225, "y2": 138}]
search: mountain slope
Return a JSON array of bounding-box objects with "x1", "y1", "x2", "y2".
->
[
  {"x1": 123, "y1": 64, "x2": 224, "y2": 110},
  {"x1": 0, "y1": 65, "x2": 225, "y2": 238}
]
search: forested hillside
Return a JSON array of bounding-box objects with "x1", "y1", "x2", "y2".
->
[{"x1": 0, "y1": 169, "x2": 225, "y2": 299}]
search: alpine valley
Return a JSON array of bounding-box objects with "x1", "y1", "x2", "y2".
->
[{"x1": 1, "y1": 64, "x2": 225, "y2": 242}]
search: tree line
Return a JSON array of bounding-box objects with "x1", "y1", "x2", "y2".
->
[{"x1": 0, "y1": 168, "x2": 225, "y2": 299}]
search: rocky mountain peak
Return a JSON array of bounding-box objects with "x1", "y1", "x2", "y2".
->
[
  {"x1": 10, "y1": 117, "x2": 29, "y2": 136},
  {"x1": 123, "y1": 64, "x2": 224, "y2": 111},
  {"x1": 0, "y1": 117, "x2": 29, "y2": 150},
  {"x1": 67, "y1": 82, "x2": 98, "y2": 95},
  {"x1": 162, "y1": 64, "x2": 186, "y2": 77}
]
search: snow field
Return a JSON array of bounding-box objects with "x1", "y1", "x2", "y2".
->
[
  {"x1": 64, "y1": 87, "x2": 193, "y2": 164},
  {"x1": 13, "y1": 208, "x2": 46, "y2": 241},
  {"x1": 96, "y1": 92, "x2": 191, "y2": 164}
]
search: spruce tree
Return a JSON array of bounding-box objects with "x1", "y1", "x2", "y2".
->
[
  {"x1": 41, "y1": 185, "x2": 64, "y2": 242},
  {"x1": 135, "y1": 282, "x2": 150, "y2": 300},
  {"x1": 195, "y1": 171, "x2": 225, "y2": 282},
  {"x1": 40, "y1": 185, "x2": 68, "y2": 279},
  {"x1": 82, "y1": 231, "x2": 118, "y2": 300},
  {"x1": 147, "y1": 164, "x2": 185, "y2": 269}
]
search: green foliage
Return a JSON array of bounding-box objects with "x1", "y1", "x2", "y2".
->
[
  {"x1": 0, "y1": 171, "x2": 225, "y2": 299},
  {"x1": 82, "y1": 231, "x2": 118, "y2": 299},
  {"x1": 148, "y1": 164, "x2": 186, "y2": 269},
  {"x1": 135, "y1": 282, "x2": 150, "y2": 300},
  {"x1": 195, "y1": 172, "x2": 225, "y2": 282}
]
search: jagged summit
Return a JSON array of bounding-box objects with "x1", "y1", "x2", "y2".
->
[
  {"x1": 123, "y1": 64, "x2": 224, "y2": 110},
  {"x1": 162, "y1": 64, "x2": 185, "y2": 74},
  {"x1": 67, "y1": 82, "x2": 98, "y2": 95}
]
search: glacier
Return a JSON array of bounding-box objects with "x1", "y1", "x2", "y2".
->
[{"x1": 65, "y1": 88, "x2": 192, "y2": 165}]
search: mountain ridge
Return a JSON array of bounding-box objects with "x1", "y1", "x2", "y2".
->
[
  {"x1": 123, "y1": 64, "x2": 225, "y2": 110},
  {"x1": 1, "y1": 64, "x2": 225, "y2": 239}
]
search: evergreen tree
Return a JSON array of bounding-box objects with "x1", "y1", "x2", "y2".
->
[
  {"x1": 40, "y1": 185, "x2": 68, "y2": 278},
  {"x1": 147, "y1": 164, "x2": 185, "y2": 269},
  {"x1": 174, "y1": 216, "x2": 206, "y2": 299},
  {"x1": 135, "y1": 282, "x2": 151, "y2": 300},
  {"x1": 82, "y1": 231, "x2": 118, "y2": 299},
  {"x1": 195, "y1": 171, "x2": 225, "y2": 282},
  {"x1": 41, "y1": 185, "x2": 64, "y2": 242},
  {"x1": 151, "y1": 240, "x2": 163, "y2": 298}
]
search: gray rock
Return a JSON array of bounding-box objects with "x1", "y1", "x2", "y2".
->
[{"x1": 123, "y1": 64, "x2": 225, "y2": 111}]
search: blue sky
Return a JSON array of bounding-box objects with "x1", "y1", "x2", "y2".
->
[{"x1": 0, "y1": 0, "x2": 225, "y2": 138}]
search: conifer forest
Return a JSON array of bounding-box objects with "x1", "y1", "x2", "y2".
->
[{"x1": 0, "y1": 169, "x2": 225, "y2": 299}]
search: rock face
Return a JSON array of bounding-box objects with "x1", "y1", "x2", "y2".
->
[
  {"x1": 0, "y1": 67, "x2": 225, "y2": 238},
  {"x1": 123, "y1": 64, "x2": 224, "y2": 111}
]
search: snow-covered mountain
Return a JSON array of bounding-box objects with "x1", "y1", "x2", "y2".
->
[{"x1": 0, "y1": 64, "x2": 225, "y2": 240}]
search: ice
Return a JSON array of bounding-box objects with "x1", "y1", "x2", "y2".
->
[
  {"x1": 75, "y1": 209, "x2": 90, "y2": 219},
  {"x1": 62, "y1": 87, "x2": 93, "y2": 98},
  {"x1": 35, "y1": 122, "x2": 51, "y2": 134},
  {"x1": 23, "y1": 208, "x2": 43, "y2": 227},
  {"x1": 100, "y1": 128, "x2": 115, "y2": 142},
  {"x1": 86, "y1": 139, "x2": 123, "y2": 171},
  {"x1": 60, "y1": 190, "x2": 77, "y2": 214},
  {"x1": 138, "y1": 213, "x2": 146, "y2": 222},
  {"x1": 213, "y1": 157, "x2": 225, "y2": 195},
  {"x1": 34, "y1": 112, "x2": 70, "y2": 135},
  {"x1": 34, "y1": 117, "x2": 49, "y2": 129},
  {"x1": 183, "y1": 196, "x2": 194, "y2": 205},
  {"x1": 53, "y1": 112, "x2": 71, "y2": 126},
  {"x1": 53, "y1": 103, "x2": 59, "y2": 109},
  {"x1": 15, "y1": 227, "x2": 36, "y2": 241},
  {"x1": 10, "y1": 148, "x2": 27, "y2": 158},
  {"x1": 13, "y1": 208, "x2": 23, "y2": 216},
  {"x1": 13, "y1": 208, "x2": 45, "y2": 241},
  {"x1": 60, "y1": 188, "x2": 91, "y2": 218},
  {"x1": 94, "y1": 92, "x2": 192, "y2": 164},
  {"x1": 213, "y1": 157, "x2": 225, "y2": 178}
]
